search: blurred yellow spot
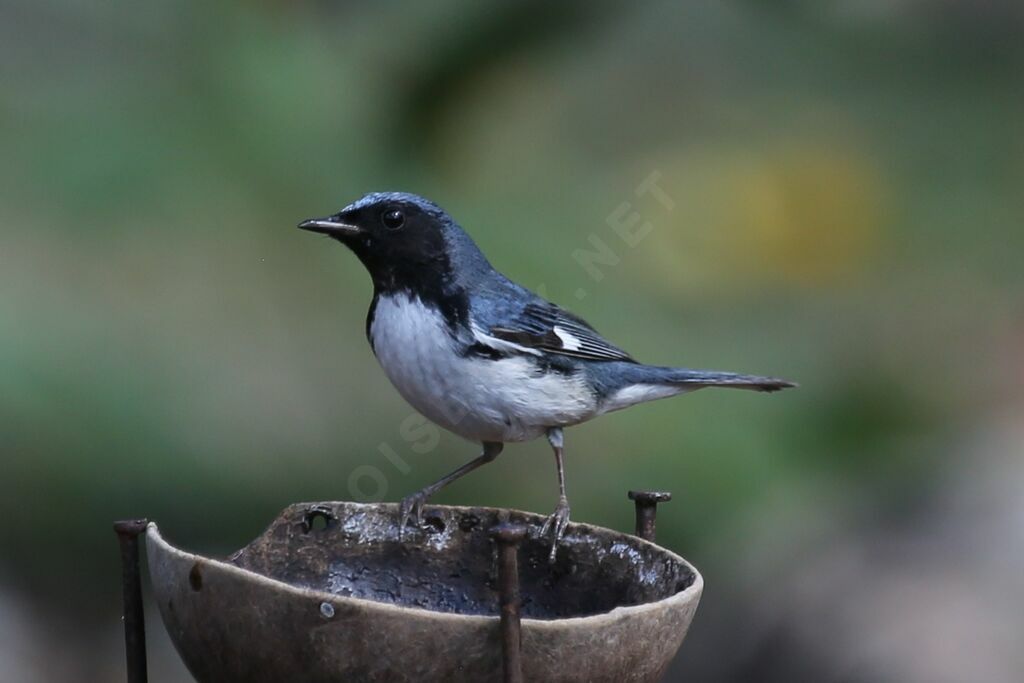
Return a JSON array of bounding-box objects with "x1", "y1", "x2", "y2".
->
[
  {"x1": 641, "y1": 142, "x2": 885, "y2": 291},
  {"x1": 722, "y1": 145, "x2": 883, "y2": 284}
]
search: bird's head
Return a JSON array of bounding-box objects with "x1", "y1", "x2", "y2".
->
[{"x1": 299, "y1": 192, "x2": 465, "y2": 291}]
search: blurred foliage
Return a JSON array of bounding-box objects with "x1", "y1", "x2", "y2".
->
[{"x1": 1, "y1": 0, "x2": 1022, "y2": 681}]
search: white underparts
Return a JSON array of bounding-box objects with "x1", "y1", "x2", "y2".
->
[
  {"x1": 370, "y1": 294, "x2": 598, "y2": 443},
  {"x1": 601, "y1": 383, "x2": 692, "y2": 414}
]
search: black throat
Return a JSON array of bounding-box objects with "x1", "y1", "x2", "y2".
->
[
  {"x1": 333, "y1": 209, "x2": 477, "y2": 350},
  {"x1": 362, "y1": 255, "x2": 471, "y2": 350}
]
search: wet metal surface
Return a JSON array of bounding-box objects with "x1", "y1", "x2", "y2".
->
[
  {"x1": 228, "y1": 503, "x2": 693, "y2": 619},
  {"x1": 147, "y1": 501, "x2": 703, "y2": 683}
]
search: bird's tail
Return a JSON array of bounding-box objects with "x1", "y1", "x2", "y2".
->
[
  {"x1": 594, "y1": 363, "x2": 795, "y2": 414},
  {"x1": 619, "y1": 364, "x2": 796, "y2": 393},
  {"x1": 654, "y1": 367, "x2": 796, "y2": 393}
]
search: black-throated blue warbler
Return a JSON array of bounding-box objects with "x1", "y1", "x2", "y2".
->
[{"x1": 299, "y1": 192, "x2": 794, "y2": 558}]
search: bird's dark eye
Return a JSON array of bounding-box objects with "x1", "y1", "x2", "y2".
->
[{"x1": 381, "y1": 209, "x2": 405, "y2": 230}]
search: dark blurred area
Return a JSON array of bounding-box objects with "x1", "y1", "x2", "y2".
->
[{"x1": 1, "y1": 1, "x2": 1022, "y2": 681}]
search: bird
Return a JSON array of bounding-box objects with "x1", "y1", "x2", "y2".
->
[{"x1": 299, "y1": 192, "x2": 794, "y2": 558}]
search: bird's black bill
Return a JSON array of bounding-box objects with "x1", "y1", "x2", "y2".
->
[{"x1": 297, "y1": 217, "x2": 362, "y2": 237}]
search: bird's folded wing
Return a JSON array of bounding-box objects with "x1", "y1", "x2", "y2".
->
[{"x1": 483, "y1": 302, "x2": 636, "y2": 362}]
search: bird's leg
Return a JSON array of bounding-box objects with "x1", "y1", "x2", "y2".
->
[
  {"x1": 399, "y1": 441, "x2": 503, "y2": 536},
  {"x1": 540, "y1": 427, "x2": 570, "y2": 562}
]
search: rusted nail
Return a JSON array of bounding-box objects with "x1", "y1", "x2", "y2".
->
[
  {"x1": 628, "y1": 490, "x2": 671, "y2": 542},
  {"x1": 491, "y1": 523, "x2": 527, "y2": 683},
  {"x1": 114, "y1": 519, "x2": 149, "y2": 683}
]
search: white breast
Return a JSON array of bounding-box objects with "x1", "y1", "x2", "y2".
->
[{"x1": 369, "y1": 294, "x2": 598, "y2": 443}]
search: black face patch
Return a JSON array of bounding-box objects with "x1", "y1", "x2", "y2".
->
[
  {"x1": 331, "y1": 195, "x2": 470, "y2": 334},
  {"x1": 336, "y1": 200, "x2": 452, "y2": 292}
]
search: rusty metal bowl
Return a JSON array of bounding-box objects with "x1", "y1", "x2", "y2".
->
[{"x1": 146, "y1": 501, "x2": 702, "y2": 682}]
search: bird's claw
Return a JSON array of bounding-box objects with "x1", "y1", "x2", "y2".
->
[
  {"x1": 540, "y1": 496, "x2": 571, "y2": 562},
  {"x1": 398, "y1": 490, "x2": 431, "y2": 538}
]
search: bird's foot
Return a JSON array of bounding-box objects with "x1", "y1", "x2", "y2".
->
[
  {"x1": 540, "y1": 496, "x2": 571, "y2": 563},
  {"x1": 398, "y1": 489, "x2": 432, "y2": 539}
]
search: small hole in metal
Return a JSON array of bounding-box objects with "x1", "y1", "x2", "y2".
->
[
  {"x1": 304, "y1": 509, "x2": 332, "y2": 533},
  {"x1": 423, "y1": 515, "x2": 445, "y2": 534}
]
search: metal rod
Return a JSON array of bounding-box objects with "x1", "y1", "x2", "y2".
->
[
  {"x1": 114, "y1": 519, "x2": 149, "y2": 683},
  {"x1": 627, "y1": 490, "x2": 671, "y2": 542},
  {"x1": 491, "y1": 523, "x2": 527, "y2": 683}
]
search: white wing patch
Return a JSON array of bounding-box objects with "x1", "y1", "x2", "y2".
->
[
  {"x1": 552, "y1": 326, "x2": 582, "y2": 352},
  {"x1": 470, "y1": 322, "x2": 543, "y2": 356},
  {"x1": 484, "y1": 302, "x2": 635, "y2": 362}
]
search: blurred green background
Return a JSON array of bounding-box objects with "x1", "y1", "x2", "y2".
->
[{"x1": 2, "y1": 1, "x2": 1023, "y2": 681}]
